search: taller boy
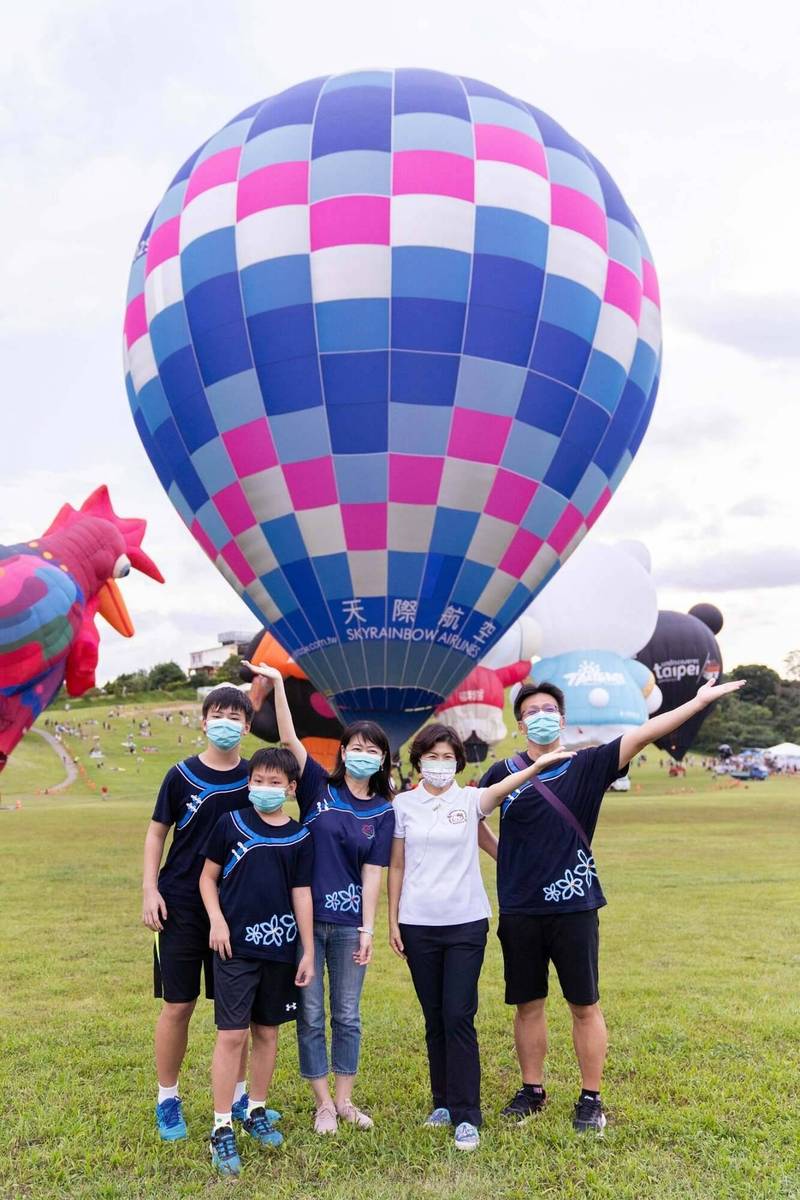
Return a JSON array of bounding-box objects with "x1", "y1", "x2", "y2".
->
[{"x1": 142, "y1": 686, "x2": 254, "y2": 1139}]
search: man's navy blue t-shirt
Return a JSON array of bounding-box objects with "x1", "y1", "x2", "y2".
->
[
  {"x1": 201, "y1": 809, "x2": 313, "y2": 962},
  {"x1": 152, "y1": 756, "x2": 250, "y2": 907},
  {"x1": 297, "y1": 757, "x2": 395, "y2": 925},
  {"x1": 479, "y1": 740, "x2": 625, "y2": 916}
]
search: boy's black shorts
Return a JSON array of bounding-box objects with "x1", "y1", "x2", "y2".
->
[
  {"x1": 213, "y1": 956, "x2": 300, "y2": 1030},
  {"x1": 497, "y1": 909, "x2": 600, "y2": 1006},
  {"x1": 153, "y1": 902, "x2": 213, "y2": 1003}
]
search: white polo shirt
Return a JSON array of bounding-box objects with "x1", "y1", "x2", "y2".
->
[{"x1": 393, "y1": 782, "x2": 491, "y2": 927}]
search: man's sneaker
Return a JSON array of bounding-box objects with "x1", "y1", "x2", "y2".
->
[
  {"x1": 209, "y1": 1125, "x2": 241, "y2": 1176},
  {"x1": 155, "y1": 1096, "x2": 187, "y2": 1141},
  {"x1": 500, "y1": 1086, "x2": 547, "y2": 1121},
  {"x1": 454, "y1": 1122, "x2": 480, "y2": 1151},
  {"x1": 241, "y1": 1107, "x2": 284, "y2": 1148},
  {"x1": 232, "y1": 1092, "x2": 282, "y2": 1125},
  {"x1": 424, "y1": 1107, "x2": 452, "y2": 1127},
  {"x1": 572, "y1": 1096, "x2": 607, "y2": 1135}
]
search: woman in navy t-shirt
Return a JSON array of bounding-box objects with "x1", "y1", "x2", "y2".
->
[{"x1": 243, "y1": 661, "x2": 394, "y2": 1135}]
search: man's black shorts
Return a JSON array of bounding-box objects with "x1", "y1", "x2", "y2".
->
[
  {"x1": 153, "y1": 902, "x2": 213, "y2": 1003},
  {"x1": 213, "y1": 956, "x2": 300, "y2": 1030},
  {"x1": 497, "y1": 909, "x2": 600, "y2": 1006}
]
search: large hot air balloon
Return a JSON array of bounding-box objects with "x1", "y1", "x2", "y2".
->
[
  {"x1": 240, "y1": 628, "x2": 343, "y2": 770},
  {"x1": 636, "y1": 606, "x2": 723, "y2": 760},
  {"x1": 124, "y1": 69, "x2": 662, "y2": 747}
]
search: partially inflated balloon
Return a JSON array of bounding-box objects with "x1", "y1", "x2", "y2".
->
[
  {"x1": 436, "y1": 660, "x2": 531, "y2": 762},
  {"x1": 636, "y1": 609, "x2": 723, "y2": 760},
  {"x1": 124, "y1": 69, "x2": 662, "y2": 747},
  {"x1": 241, "y1": 629, "x2": 343, "y2": 771}
]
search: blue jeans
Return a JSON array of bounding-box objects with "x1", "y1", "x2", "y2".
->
[{"x1": 297, "y1": 922, "x2": 366, "y2": 1078}]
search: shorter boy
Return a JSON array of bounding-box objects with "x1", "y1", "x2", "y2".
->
[{"x1": 200, "y1": 747, "x2": 315, "y2": 1177}]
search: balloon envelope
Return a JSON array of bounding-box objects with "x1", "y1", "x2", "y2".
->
[
  {"x1": 636, "y1": 610, "x2": 722, "y2": 760},
  {"x1": 124, "y1": 69, "x2": 662, "y2": 747},
  {"x1": 528, "y1": 540, "x2": 659, "y2": 659}
]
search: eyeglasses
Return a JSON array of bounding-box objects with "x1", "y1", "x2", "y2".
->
[{"x1": 521, "y1": 704, "x2": 559, "y2": 716}]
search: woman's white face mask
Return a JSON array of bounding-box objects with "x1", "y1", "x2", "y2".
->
[{"x1": 420, "y1": 758, "x2": 457, "y2": 789}]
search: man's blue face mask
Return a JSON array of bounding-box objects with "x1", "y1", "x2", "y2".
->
[{"x1": 524, "y1": 711, "x2": 562, "y2": 745}]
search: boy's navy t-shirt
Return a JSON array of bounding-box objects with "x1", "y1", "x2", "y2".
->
[
  {"x1": 479, "y1": 740, "x2": 625, "y2": 916},
  {"x1": 297, "y1": 756, "x2": 395, "y2": 925},
  {"x1": 201, "y1": 809, "x2": 313, "y2": 962},
  {"x1": 152, "y1": 756, "x2": 250, "y2": 908}
]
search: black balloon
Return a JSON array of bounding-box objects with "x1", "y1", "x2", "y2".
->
[
  {"x1": 688, "y1": 602, "x2": 724, "y2": 635},
  {"x1": 239, "y1": 630, "x2": 343, "y2": 746},
  {"x1": 636, "y1": 608, "x2": 723, "y2": 761}
]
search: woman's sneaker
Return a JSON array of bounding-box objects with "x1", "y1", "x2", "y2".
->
[
  {"x1": 209, "y1": 1125, "x2": 241, "y2": 1176},
  {"x1": 424, "y1": 1107, "x2": 452, "y2": 1127},
  {"x1": 572, "y1": 1095, "x2": 607, "y2": 1134},
  {"x1": 232, "y1": 1092, "x2": 282, "y2": 1125},
  {"x1": 454, "y1": 1122, "x2": 480, "y2": 1151},
  {"x1": 336, "y1": 1099, "x2": 374, "y2": 1129},
  {"x1": 314, "y1": 1101, "x2": 338, "y2": 1135},
  {"x1": 242, "y1": 1107, "x2": 284, "y2": 1148},
  {"x1": 155, "y1": 1096, "x2": 187, "y2": 1141},
  {"x1": 500, "y1": 1085, "x2": 547, "y2": 1121}
]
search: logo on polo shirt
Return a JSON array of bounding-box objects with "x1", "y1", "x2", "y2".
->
[
  {"x1": 448, "y1": 810, "x2": 467, "y2": 825},
  {"x1": 361, "y1": 823, "x2": 375, "y2": 839},
  {"x1": 285, "y1": 1002, "x2": 297, "y2": 1011}
]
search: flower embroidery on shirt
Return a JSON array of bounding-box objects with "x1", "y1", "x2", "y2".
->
[
  {"x1": 574, "y1": 849, "x2": 597, "y2": 884},
  {"x1": 543, "y1": 853, "x2": 598, "y2": 903},
  {"x1": 323, "y1": 883, "x2": 362, "y2": 914},
  {"x1": 243, "y1": 913, "x2": 296, "y2": 947}
]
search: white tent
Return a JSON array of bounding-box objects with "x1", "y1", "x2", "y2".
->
[{"x1": 764, "y1": 742, "x2": 800, "y2": 763}]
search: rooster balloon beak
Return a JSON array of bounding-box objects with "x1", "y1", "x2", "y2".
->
[{"x1": 98, "y1": 579, "x2": 135, "y2": 637}]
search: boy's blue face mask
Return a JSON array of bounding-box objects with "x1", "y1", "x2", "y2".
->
[
  {"x1": 524, "y1": 712, "x2": 562, "y2": 746},
  {"x1": 250, "y1": 786, "x2": 285, "y2": 813},
  {"x1": 206, "y1": 717, "x2": 244, "y2": 751},
  {"x1": 344, "y1": 751, "x2": 382, "y2": 779}
]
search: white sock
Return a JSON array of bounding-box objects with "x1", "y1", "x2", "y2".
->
[
  {"x1": 247, "y1": 1097, "x2": 266, "y2": 1116},
  {"x1": 158, "y1": 1083, "x2": 179, "y2": 1105},
  {"x1": 233, "y1": 1080, "x2": 247, "y2": 1104},
  {"x1": 213, "y1": 1111, "x2": 232, "y2": 1130}
]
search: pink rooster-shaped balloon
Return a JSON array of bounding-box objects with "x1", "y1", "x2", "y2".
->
[{"x1": 0, "y1": 486, "x2": 163, "y2": 771}]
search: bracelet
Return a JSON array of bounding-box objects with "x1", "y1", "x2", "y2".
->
[{"x1": 357, "y1": 926, "x2": 374, "y2": 936}]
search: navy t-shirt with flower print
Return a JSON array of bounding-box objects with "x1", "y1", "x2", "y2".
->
[
  {"x1": 479, "y1": 739, "x2": 626, "y2": 916},
  {"x1": 296, "y1": 756, "x2": 395, "y2": 926},
  {"x1": 201, "y1": 809, "x2": 313, "y2": 962}
]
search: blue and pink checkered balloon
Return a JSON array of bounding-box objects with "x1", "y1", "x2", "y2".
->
[{"x1": 124, "y1": 69, "x2": 661, "y2": 746}]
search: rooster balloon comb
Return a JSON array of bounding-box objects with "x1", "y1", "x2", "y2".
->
[{"x1": 0, "y1": 486, "x2": 163, "y2": 771}]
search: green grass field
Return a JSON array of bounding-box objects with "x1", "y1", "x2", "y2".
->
[{"x1": 1, "y1": 701, "x2": 798, "y2": 1200}]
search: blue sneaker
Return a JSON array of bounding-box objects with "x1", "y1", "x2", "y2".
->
[
  {"x1": 242, "y1": 1106, "x2": 284, "y2": 1148},
  {"x1": 424, "y1": 1107, "x2": 452, "y2": 1127},
  {"x1": 454, "y1": 1121, "x2": 480, "y2": 1151},
  {"x1": 155, "y1": 1096, "x2": 187, "y2": 1141},
  {"x1": 209, "y1": 1125, "x2": 241, "y2": 1176},
  {"x1": 232, "y1": 1092, "x2": 282, "y2": 1125}
]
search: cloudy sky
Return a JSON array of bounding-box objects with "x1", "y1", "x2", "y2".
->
[{"x1": 2, "y1": 0, "x2": 797, "y2": 682}]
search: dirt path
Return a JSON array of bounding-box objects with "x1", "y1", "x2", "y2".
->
[{"x1": 29, "y1": 728, "x2": 79, "y2": 793}]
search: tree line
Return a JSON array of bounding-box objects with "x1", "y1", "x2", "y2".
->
[{"x1": 91, "y1": 654, "x2": 800, "y2": 755}]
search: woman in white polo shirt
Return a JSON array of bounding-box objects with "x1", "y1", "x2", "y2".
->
[{"x1": 388, "y1": 723, "x2": 571, "y2": 1151}]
